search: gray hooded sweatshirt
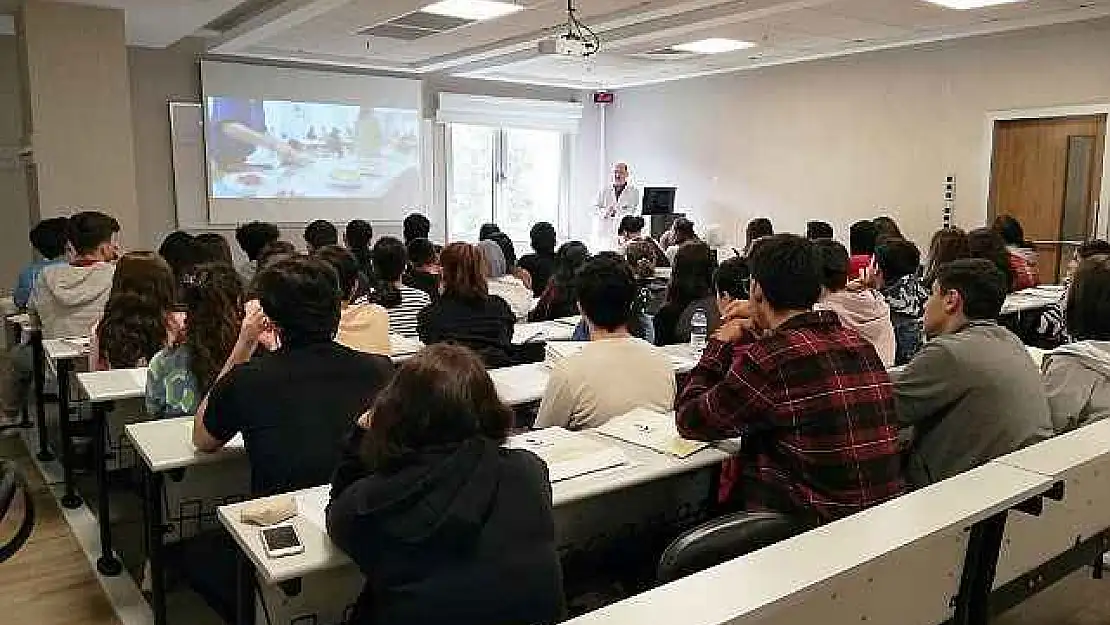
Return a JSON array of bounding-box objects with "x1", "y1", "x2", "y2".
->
[
  {"x1": 1043, "y1": 341, "x2": 1110, "y2": 433},
  {"x1": 893, "y1": 320, "x2": 1053, "y2": 487},
  {"x1": 30, "y1": 262, "x2": 115, "y2": 340}
]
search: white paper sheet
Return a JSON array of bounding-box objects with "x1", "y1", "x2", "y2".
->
[
  {"x1": 296, "y1": 487, "x2": 330, "y2": 533},
  {"x1": 509, "y1": 427, "x2": 629, "y2": 482},
  {"x1": 595, "y1": 408, "x2": 709, "y2": 459}
]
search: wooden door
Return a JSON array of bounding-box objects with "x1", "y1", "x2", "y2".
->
[{"x1": 989, "y1": 115, "x2": 1106, "y2": 283}]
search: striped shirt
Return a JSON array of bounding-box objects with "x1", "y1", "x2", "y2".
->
[{"x1": 387, "y1": 286, "x2": 432, "y2": 338}]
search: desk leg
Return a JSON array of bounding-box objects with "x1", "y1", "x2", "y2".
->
[
  {"x1": 144, "y1": 469, "x2": 167, "y2": 625},
  {"x1": 954, "y1": 512, "x2": 1007, "y2": 625},
  {"x1": 30, "y1": 333, "x2": 53, "y2": 462},
  {"x1": 235, "y1": 550, "x2": 257, "y2": 625},
  {"x1": 93, "y1": 402, "x2": 122, "y2": 576},
  {"x1": 57, "y1": 359, "x2": 82, "y2": 509}
]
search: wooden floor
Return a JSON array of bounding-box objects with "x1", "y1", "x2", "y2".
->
[{"x1": 0, "y1": 435, "x2": 119, "y2": 625}]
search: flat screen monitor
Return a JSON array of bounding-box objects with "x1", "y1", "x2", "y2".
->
[{"x1": 642, "y1": 187, "x2": 676, "y2": 215}]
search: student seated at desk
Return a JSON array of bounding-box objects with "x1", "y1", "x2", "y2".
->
[
  {"x1": 193, "y1": 233, "x2": 233, "y2": 265},
  {"x1": 535, "y1": 255, "x2": 674, "y2": 430},
  {"x1": 653, "y1": 242, "x2": 721, "y2": 346},
  {"x1": 418, "y1": 243, "x2": 516, "y2": 368},
  {"x1": 315, "y1": 245, "x2": 390, "y2": 357},
  {"x1": 529, "y1": 241, "x2": 589, "y2": 322},
  {"x1": 234, "y1": 221, "x2": 279, "y2": 286},
  {"x1": 193, "y1": 256, "x2": 394, "y2": 495},
  {"x1": 159, "y1": 230, "x2": 199, "y2": 297},
  {"x1": 370, "y1": 237, "x2": 431, "y2": 338},
  {"x1": 968, "y1": 228, "x2": 1020, "y2": 293},
  {"x1": 894, "y1": 259, "x2": 1052, "y2": 488},
  {"x1": 13, "y1": 217, "x2": 69, "y2": 311},
  {"x1": 519, "y1": 222, "x2": 557, "y2": 297},
  {"x1": 146, "y1": 263, "x2": 244, "y2": 419},
  {"x1": 1043, "y1": 255, "x2": 1110, "y2": 433},
  {"x1": 90, "y1": 252, "x2": 181, "y2": 371},
  {"x1": 304, "y1": 219, "x2": 339, "y2": 253},
  {"x1": 328, "y1": 344, "x2": 565, "y2": 625},
  {"x1": 478, "y1": 239, "x2": 534, "y2": 321},
  {"x1": 813, "y1": 240, "x2": 896, "y2": 368},
  {"x1": 1, "y1": 217, "x2": 69, "y2": 425},
  {"x1": 848, "y1": 220, "x2": 878, "y2": 280},
  {"x1": 403, "y1": 237, "x2": 441, "y2": 302},
  {"x1": 874, "y1": 239, "x2": 929, "y2": 366},
  {"x1": 1031, "y1": 240, "x2": 1110, "y2": 347},
  {"x1": 676, "y1": 234, "x2": 903, "y2": 524},
  {"x1": 344, "y1": 219, "x2": 376, "y2": 282},
  {"x1": 31, "y1": 211, "x2": 120, "y2": 340}
]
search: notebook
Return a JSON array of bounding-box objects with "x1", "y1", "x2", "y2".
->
[
  {"x1": 595, "y1": 408, "x2": 709, "y2": 459},
  {"x1": 508, "y1": 427, "x2": 629, "y2": 482}
]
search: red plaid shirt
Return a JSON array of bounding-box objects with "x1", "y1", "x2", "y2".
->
[
  {"x1": 1008, "y1": 253, "x2": 1038, "y2": 291},
  {"x1": 676, "y1": 310, "x2": 904, "y2": 524}
]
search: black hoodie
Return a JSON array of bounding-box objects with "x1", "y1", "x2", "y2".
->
[{"x1": 327, "y1": 432, "x2": 566, "y2": 625}]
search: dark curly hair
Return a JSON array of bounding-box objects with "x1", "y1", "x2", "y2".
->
[
  {"x1": 97, "y1": 252, "x2": 176, "y2": 368},
  {"x1": 181, "y1": 263, "x2": 244, "y2": 396}
]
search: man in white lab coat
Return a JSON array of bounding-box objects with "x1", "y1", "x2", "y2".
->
[{"x1": 593, "y1": 162, "x2": 641, "y2": 250}]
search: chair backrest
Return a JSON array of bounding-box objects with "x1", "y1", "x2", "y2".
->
[
  {"x1": 0, "y1": 459, "x2": 35, "y2": 563},
  {"x1": 658, "y1": 511, "x2": 811, "y2": 583}
]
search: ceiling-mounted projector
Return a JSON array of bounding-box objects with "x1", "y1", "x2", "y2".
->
[
  {"x1": 539, "y1": 0, "x2": 600, "y2": 57},
  {"x1": 538, "y1": 33, "x2": 594, "y2": 57}
]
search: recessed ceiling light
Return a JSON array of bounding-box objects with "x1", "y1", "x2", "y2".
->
[
  {"x1": 420, "y1": 0, "x2": 524, "y2": 21},
  {"x1": 924, "y1": 0, "x2": 1025, "y2": 9},
  {"x1": 671, "y1": 38, "x2": 757, "y2": 54}
]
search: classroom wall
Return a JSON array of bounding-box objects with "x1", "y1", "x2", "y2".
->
[
  {"x1": 0, "y1": 35, "x2": 30, "y2": 292},
  {"x1": 19, "y1": 2, "x2": 140, "y2": 244},
  {"x1": 605, "y1": 18, "x2": 1110, "y2": 249}
]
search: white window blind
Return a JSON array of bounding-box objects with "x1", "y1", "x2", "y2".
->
[{"x1": 436, "y1": 93, "x2": 583, "y2": 133}]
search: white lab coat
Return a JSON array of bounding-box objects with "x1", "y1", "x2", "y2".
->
[{"x1": 593, "y1": 183, "x2": 641, "y2": 250}]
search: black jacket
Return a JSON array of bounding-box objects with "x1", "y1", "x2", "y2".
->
[
  {"x1": 417, "y1": 294, "x2": 517, "y2": 368},
  {"x1": 327, "y1": 434, "x2": 566, "y2": 625}
]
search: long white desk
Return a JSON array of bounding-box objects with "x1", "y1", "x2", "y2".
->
[
  {"x1": 217, "y1": 431, "x2": 733, "y2": 625},
  {"x1": 126, "y1": 416, "x2": 250, "y2": 625},
  {"x1": 76, "y1": 367, "x2": 149, "y2": 577},
  {"x1": 991, "y1": 418, "x2": 1110, "y2": 598},
  {"x1": 562, "y1": 462, "x2": 1051, "y2": 625},
  {"x1": 42, "y1": 336, "x2": 90, "y2": 509}
]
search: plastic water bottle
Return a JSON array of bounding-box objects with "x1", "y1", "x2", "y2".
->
[{"x1": 690, "y1": 308, "x2": 708, "y2": 351}]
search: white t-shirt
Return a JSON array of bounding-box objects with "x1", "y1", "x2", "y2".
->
[{"x1": 535, "y1": 336, "x2": 677, "y2": 431}]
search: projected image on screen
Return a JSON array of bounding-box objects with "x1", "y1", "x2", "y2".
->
[{"x1": 205, "y1": 97, "x2": 419, "y2": 200}]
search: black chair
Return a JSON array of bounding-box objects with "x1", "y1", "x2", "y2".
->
[
  {"x1": 0, "y1": 459, "x2": 36, "y2": 563},
  {"x1": 657, "y1": 512, "x2": 811, "y2": 583}
]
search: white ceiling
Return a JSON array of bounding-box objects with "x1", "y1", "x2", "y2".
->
[{"x1": 6, "y1": 0, "x2": 1110, "y2": 87}]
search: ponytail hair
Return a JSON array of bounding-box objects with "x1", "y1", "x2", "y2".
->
[{"x1": 369, "y1": 237, "x2": 407, "y2": 309}]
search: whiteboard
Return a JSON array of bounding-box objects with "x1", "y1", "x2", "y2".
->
[{"x1": 169, "y1": 102, "x2": 209, "y2": 230}]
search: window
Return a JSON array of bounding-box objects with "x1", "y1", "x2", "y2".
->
[{"x1": 447, "y1": 124, "x2": 565, "y2": 244}]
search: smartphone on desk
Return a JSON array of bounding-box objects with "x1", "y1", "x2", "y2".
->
[{"x1": 261, "y1": 523, "x2": 304, "y2": 558}]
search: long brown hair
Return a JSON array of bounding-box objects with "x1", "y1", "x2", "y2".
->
[
  {"x1": 98, "y1": 252, "x2": 176, "y2": 368},
  {"x1": 180, "y1": 263, "x2": 245, "y2": 396},
  {"x1": 360, "y1": 343, "x2": 512, "y2": 471},
  {"x1": 925, "y1": 227, "x2": 970, "y2": 284},
  {"x1": 440, "y1": 242, "x2": 488, "y2": 303}
]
